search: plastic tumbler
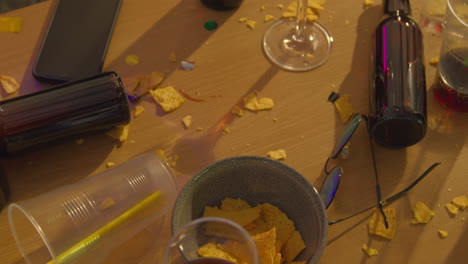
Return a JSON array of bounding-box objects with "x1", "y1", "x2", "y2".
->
[
  {"x1": 433, "y1": 0, "x2": 468, "y2": 112},
  {"x1": 8, "y1": 152, "x2": 178, "y2": 264}
]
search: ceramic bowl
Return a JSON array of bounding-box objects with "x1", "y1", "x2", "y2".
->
[{"x1": 171, "y1": 156, "x2": 328, "y2": 263}]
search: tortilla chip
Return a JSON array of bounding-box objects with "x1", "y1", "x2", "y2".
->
[
  {"x1": 282, "y1": 230, "x2": 306, "y2": 262},
  {"x1": 197, "y1": 243, "x2": 239, "y2": 263},
  {"x1": 451, "y1": 195, "x2": 468, "y2": 210},
  {"x1": 221, "y1": 197, "x2": 253, "y2": 211},
  {"x1": 203, "y1": 206, "x2": 261, "y2": 227},
  {"x1": 150, "y1": 86, "x2": 184, "y2": 112},
  {"x1": 411, "y1": 201, "x2": 435, "y2": 224},
  {"x1": 251, "y1": 228, "x2": 281, "y2": 264},
  {"x1": 368, "y1": 208, "x2": 396, "y2": 240},
  {"x1": 259, "y1": 203, "x2": 295, "y2": 248}
]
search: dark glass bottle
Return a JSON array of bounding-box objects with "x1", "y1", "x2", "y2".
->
[
  {"x1": 368, "y1": 0, "x2": 427, "y2": 148},
  {"x1": 201, "y1": 0, "x2": 244, "y2": 11},
  {"x1": 0, "y1": 72, "x2": 130, "y2": 155}
]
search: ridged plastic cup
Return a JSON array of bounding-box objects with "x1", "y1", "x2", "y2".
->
[{"x1": 8, "y1": 152, "x2": 177, "y2": 264}]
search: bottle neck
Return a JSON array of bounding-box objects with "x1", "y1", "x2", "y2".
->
[{"x1": 384, "y1": 0, "x2": 411, "y2": 16}]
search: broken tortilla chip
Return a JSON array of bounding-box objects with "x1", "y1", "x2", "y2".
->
[{"x1": 368, "y1": 208, "x2": 396, "y2": 240}]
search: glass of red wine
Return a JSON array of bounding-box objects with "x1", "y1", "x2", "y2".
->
[{"x1": 163, "y1": 217, "x2": 259, "y2": 264}]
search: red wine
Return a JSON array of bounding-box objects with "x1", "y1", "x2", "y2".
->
[
  {"x1": 433, "y1": 48, "x2": 468, "y2": 112},
  {"x1": 188, "y1": 258, "x2": 235, "y2": 264},
  {"x1": 368, "y1": 0, "x2": 427, "y2": 148},
  {"x1": 201, "y1": 0, "x2": 243, "y2": 11}
]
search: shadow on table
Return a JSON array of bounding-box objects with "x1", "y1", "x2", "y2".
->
[
  {"x1": 1, "y1": 0, "x2": 240, "y2": 203},
  {"x1": 324, "y1": 3, "x2": 468, "y2": 263}
]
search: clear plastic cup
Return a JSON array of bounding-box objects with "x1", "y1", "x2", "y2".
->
[
  {"x1": 433, "y1": 0, "x2": 468, "y2": 112},
  {"x1": 8, "y1": 152, "x2": 177, "y2": 264}
]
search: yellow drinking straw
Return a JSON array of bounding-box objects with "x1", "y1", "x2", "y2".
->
[{"x1": 46, "y1": 191, "x2": 162, "y2": 264}]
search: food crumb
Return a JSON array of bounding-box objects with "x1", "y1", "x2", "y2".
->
[
  {"x1": 362, "y1": 244, "x2": 378, "y2": 257},
  {"x1": 451, "y1": 195, "x2": 468, "y2": 210},
  {"x1": 125, "y1": 55, "x2": 139, "y2": 66},
  {"x1": 169, "y1": 52, "x2": 177, "y2": 62},
  {"x1": 411, "y1": 201, "x2": 435, "y2": 224},
  {"x1": 276, "y1": 4, "x2": 284, "y2": 9},
  {"x1": 238, "y1": 17, "x2": 248, "y2": 22},
  {"x1": 0, "y1": 75, "x2": 20, "y2": 94},
  {"x1": 106, "y1": 124, "x2": 129, "y2": 142},
  {"x1": 222, "y1": 125, "x2": 230, "y2": 134},
  {"x1": 150, "y1": 86, "x2": 185, "y2": 112},
  {"x1": 106, "y1": 162, "x2": 115, "y2": 168},
  {"x1": 306, "y1": 53, "x2": 314, "y2": 58},
  {"x1": 264, "y1": 15, "x2": 275, "y2": 22},
  {"x1": 437, "y1": 230, "x2": 448, "y2": 239},
  {"x1": 333, "y1": 94, "x2": 355, "y2": 123},
  {"x1": 182, "y1": 115, "x2": 192, "y2": 129},
  {"x1": 246, "y1": 20, "x2": 257, "y2": 29},
  {"x1": 232, "y1": 106, "x2": 244, "y2": 117},
  {"x1": 363, "y1": 0, "x2": 375, "y2": 8},
  {"x1": 260, "y1": 5, "x2": 266, "y2": 11},
  {"x1": 429, "y1": 56, "x2": 439, "y2": 65},
  {"x1": 134, "y1": 105, "x2": 145, "y2": 118},
  {"x1": 267, "y1": 149, "x2": 287, "y2": 160},
  {"x1": 243, "y1": 92, "x2": 274, "y2": 111},
  {"x1": 196, "y1": 127, "x2": 204, "y2": 131},
  {"x1": 75, "y1": 138, "x2": 84, "y2": 144},
  {"x1": 445, "y1": 203, "x2": 459, "y2": 217},
  {"x1": 0, "y1": 16, "x2": 22, "y2": 32}
]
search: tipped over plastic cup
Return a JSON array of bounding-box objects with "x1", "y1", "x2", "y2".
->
[{"x1": 8, "y1": 152, "x2": 177, "y2": 264}]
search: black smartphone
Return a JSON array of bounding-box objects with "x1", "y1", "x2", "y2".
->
[{"x1": 32, "y1": 0, "x2": 122, "y2": 83}]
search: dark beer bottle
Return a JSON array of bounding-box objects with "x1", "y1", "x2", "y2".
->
[{"x1": 368, "y1": 0, "x2": 427, "y2": 147}]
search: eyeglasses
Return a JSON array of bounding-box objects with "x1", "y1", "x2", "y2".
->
[{"x1": 319, "y1": 113, "x2": 441, "y2": 226}]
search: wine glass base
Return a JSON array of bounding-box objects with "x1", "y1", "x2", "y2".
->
[{"x1": 262, "y1": 19, "x2": 333, "y2": 71}]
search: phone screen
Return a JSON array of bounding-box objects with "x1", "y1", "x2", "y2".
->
[{"x1": 33, "y1": 0, "x2": 121, "y2": 82}]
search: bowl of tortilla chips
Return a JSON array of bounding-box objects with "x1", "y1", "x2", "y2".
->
[{"x1": 171, "y1": 156, "x2": 328, "y2": 264}]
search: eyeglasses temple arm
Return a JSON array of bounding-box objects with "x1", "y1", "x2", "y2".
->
[
  {"x1": 328, "y1": 161, "x2": 441, "y2": 226},
  {"x1": 368, "y1": 135, "x2": 388, "y2": 228}
]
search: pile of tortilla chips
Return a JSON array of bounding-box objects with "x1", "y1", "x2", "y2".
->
[{"x1": 197, "y1": 197, "x2": 306, "y2": 264}]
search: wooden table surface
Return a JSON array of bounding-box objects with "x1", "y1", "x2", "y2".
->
[{"x1": 0, "y1": 0, "x2": 466, "y2": 263}]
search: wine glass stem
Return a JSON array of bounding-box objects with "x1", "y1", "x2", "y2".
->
[{"x1": 294, "y1": 0, "x2": 308, "y2": 42}]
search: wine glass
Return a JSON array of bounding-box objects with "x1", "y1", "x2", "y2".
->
[
  {"x1": 163, "y1": 217, "x2": 259, "y2": 264},
  {"x1": 262, "y1": 0, "x2": 333, "y2": 71}
]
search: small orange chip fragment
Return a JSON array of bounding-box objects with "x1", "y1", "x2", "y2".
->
[
  {"x1": 368, "y1": 208, "x2": 396, "y2": 240},
  {"x1": 411, "y1": 201, "x2": 435, "y2": 224}
]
